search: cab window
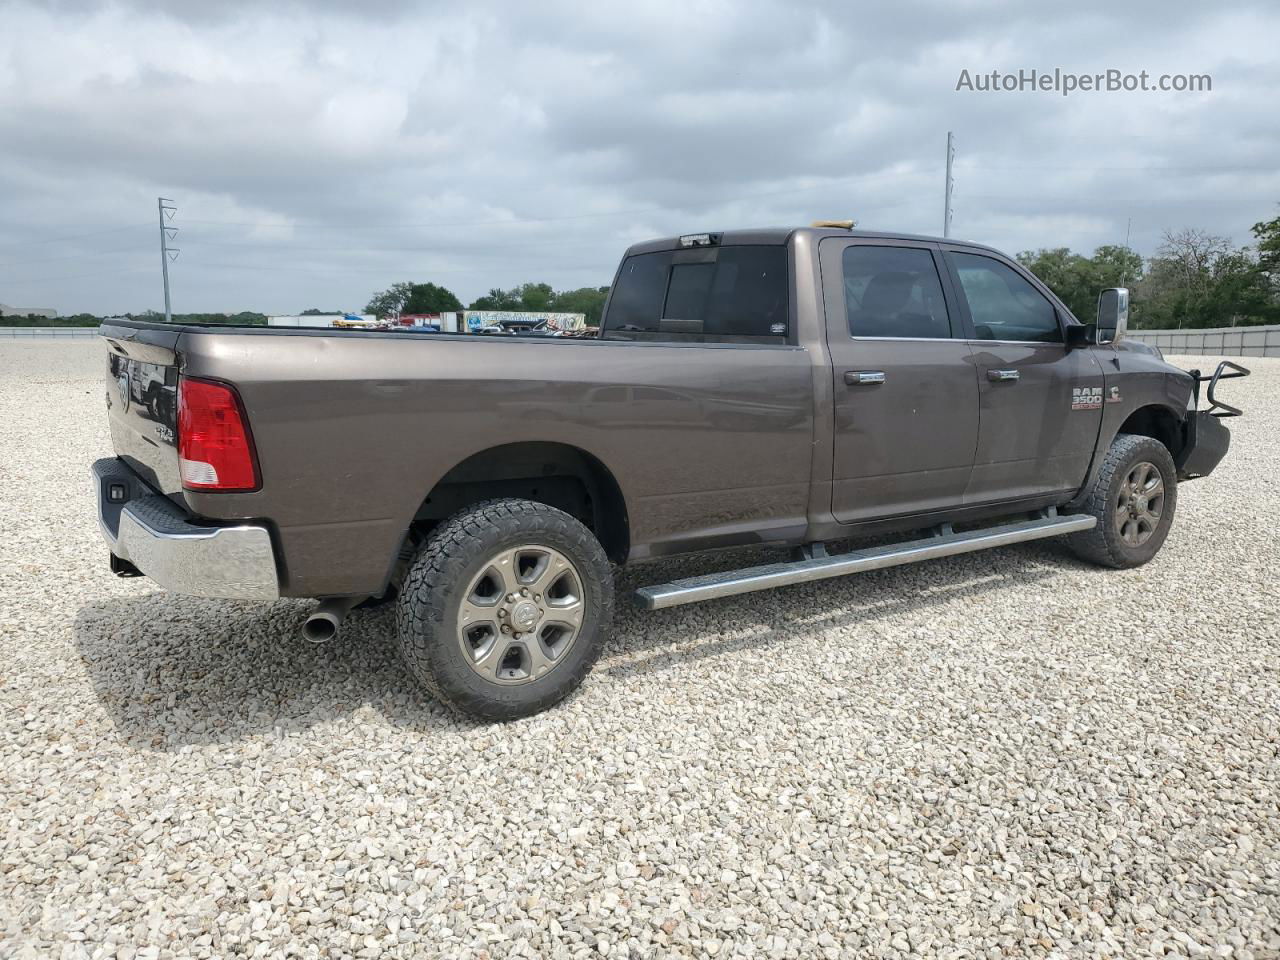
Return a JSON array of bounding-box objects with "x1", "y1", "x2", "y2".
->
[
  {"x1": 842, "y1": 246, "x2": 953, "y2": 339},
  {"x1": 950, "y1": 252, "x2": 1062, "y2": 343},
  {"x1": 601, "y1": 245, "x2": 789, "y2": 343}
]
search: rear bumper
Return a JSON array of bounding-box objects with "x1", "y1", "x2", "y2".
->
[
  {"x1": 1176, "y1": 411, "x2": 1232, "y2": 481},
  {"x1": 91, "y1": 458, "x2": 279, "y2": 600}
]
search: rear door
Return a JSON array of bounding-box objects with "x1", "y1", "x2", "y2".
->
[
  {"x1": 819, "y1": 238, "x2": 980, "y2": 523},
  {"x1": 941, "y1": 249, "x2": 1104, "y2": 503}
]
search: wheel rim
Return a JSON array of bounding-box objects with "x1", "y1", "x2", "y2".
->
[
  {"x1": 457, "y1": 544, "x2": 586, "y2": 685},
  {"x1": 1114, "y1": 460, "x2": 1165, "y2": 547}
]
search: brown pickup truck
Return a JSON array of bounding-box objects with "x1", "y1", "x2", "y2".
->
[{"x1": 93, "y1": 226, "x2": 1247, "y2": 719}]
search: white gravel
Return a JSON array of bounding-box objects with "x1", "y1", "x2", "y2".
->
[{"x1": 2, "y1": 341, "x2": 1278, "y2": 959}]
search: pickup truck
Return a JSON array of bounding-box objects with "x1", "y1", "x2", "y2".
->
[{"x1": 92, "y1": 226, "x2": 1247, "y2": 720}]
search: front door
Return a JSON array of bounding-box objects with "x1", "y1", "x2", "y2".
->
[
  {"x1": 942, "y1": 249, "x2": 1105, "y2": 503},
  {"x1": 820, "y1": 239, "x2": 980, "y2": 524}
]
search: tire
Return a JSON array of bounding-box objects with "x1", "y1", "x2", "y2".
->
[
  {"x1": 395, "y1": 498, "x2": 615, "y2": 721},
  {"x1": 1068, "y1": 433, "x2": 1178, "y2": 569}
]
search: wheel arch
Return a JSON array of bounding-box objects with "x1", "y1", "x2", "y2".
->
[
  {"x1": 1114, "y1": 403, "x2": 1187, "y2": 461},
  {"x1": 1069, "y1": 399, "x2": 1188, "y2": 512},
  {"x1": 408, "y1": 441, "x2": 630, "y2": 565}
]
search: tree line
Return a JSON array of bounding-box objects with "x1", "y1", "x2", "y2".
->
[
  {"x1": 365, "y1": 281, "x2": 610, "y2": 325},
  {"x1": 1018, "y1": 210, "x2": 1280, "y2": 329}
]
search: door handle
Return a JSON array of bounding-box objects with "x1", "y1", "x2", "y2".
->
[
  {"x1": 844, "y1": 370, "x2": 886, "y2": 385},
  {"x1": 987, "y1": 369, "x2": 1020, "y2": 382}
]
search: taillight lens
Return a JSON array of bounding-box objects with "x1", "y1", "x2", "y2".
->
[{"x1": 177, "y1": 377, "x2": 259, "y2": 491}]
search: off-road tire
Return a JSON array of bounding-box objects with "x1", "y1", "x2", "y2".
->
[
  {"x1": 395, "y1": 498, "x2": 614, "y2": 721},
  {"x1": 1068, "y1": 433, "x2": 1178, "y2": 569}
]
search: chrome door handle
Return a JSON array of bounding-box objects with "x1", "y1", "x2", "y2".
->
[
  {"x1": 987, "y1": 369, "x2": 1020, "y2": 382},
  {"x1": 845, "y1": 370, "x2": 886, "y2": 385}
]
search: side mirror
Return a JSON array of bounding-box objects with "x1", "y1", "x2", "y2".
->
[
  {"x1": 1097, "y1": 288, "x2": 1129, "y2": 344},
  {"x1": 1065, "y1": 323, "x2": 1097, "y2": 349}
]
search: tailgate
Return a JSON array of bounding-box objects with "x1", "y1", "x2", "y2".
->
[{"x1": 101, "y1": 323, "x2": 184, "y2": 497}]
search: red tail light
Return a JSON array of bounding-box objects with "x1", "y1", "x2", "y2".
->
[{"x1": 177, "y1": 377, "x2": 260, "y2": 491}]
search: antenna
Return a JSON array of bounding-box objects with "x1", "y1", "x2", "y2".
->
[{"x1": 1120, "y1": 217, "x2": 1133, "y2": 285}]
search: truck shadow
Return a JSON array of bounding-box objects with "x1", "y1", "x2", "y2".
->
[
  {"x1": 74, "y1": 541, "x2": 1074, "y2": 751},
  {"x1": 606, "y1": 541, "x2": 1069, "y2": 678},
  {"x1": 73, "y1": 595, "x2": 466, "y2": 751}
]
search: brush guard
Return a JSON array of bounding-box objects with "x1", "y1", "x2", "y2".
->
[
  {"x1": 1177, "y1": 361, "x2": 1249, "y2": 481},
  {"x1": 1189, "y1": 360, "x2": 1250, "y2": 418}
]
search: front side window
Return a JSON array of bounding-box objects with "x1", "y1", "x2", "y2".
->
[
  {"x1": 601, "y1": 245, "x2": 789, "y2": 343},
  {"x1": 842, "y1": 245, "x2": 953, "y2": 339},
  {"x1": 950, "y1": 252, "x2": 1062, "y2": 343}
]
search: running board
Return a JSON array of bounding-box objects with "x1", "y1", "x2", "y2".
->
[{"x1": 634, "y1": 513, "x2": 1096, "y2": 611}]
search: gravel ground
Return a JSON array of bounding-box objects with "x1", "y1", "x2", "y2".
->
[{"x1": 2, "y1": 341, "x2": 1278, "y2": 960}]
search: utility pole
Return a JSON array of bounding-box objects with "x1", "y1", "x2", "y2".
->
[
  {"x1": 943, "y1": 131, "x2": 955, "y2": 238},
  {"x1": 1120, "y1": 217, "x2": 1133, "y2": 285},
  {"x1": 157, "y1": 197, "x2": 179, "y2": 322}
]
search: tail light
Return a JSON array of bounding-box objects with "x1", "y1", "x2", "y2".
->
[{"x1": 177, "y1": 377, "x2": 260, "y2": 491}]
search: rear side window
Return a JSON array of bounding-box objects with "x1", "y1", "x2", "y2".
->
[
  {"x1": 950, "y1": 252, "x2": 1062, "y2": 343},
  {"x1": 842, "y1": 246, "x2": 953, "y2": 339},
  {"x1": 602, "y1": 245, "x2": 789, "y2": 343}
]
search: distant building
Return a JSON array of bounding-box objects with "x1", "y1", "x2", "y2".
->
[
  {"x1": 463, "y1": 310, "x2": 586, "y2": 332},
  {"x1": 0, "y1": 301, "x2": 56, "y2": 318}
]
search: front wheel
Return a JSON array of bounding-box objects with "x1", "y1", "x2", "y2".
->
[
  {"x1": 1068, "y1": 433, "x2": 1178, "y2": 569},
  {"x1": 395, "y1": 499, "x2": 614, "y2": 721}
]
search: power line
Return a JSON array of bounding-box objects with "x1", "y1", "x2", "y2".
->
[
  {"x1": 0, "y1": 265, "x2": 154, "y2": 285},
  {"x1": 0, "y1": 223, "x2": 152, "y2": 247},
  {"x1": 0, "y1": 240, "x2": 154, "y2": 270}
]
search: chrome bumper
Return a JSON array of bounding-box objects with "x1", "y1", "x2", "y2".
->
[{"x1": 91, "y1": 458, "x2": 279, "y2": 600}]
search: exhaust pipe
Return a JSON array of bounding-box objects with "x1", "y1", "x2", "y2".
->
[{"x1": 302, "y1": 596, "x2": 365, "y2": 643}]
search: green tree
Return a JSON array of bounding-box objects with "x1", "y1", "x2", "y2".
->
[
  {"x1": 514, "y1": 282, "x2": 555, "y2": 311},
  {"x1": 1135, "y1": 229, "x2": 1275, "y2": 328},
  {"x1": 1016, "y1": 247, "x2": 1093, "y2": 319},
  {"x1": 469, "y1": 282, "x2": 606, "y2": 322},
  {"x1": 1017, "y1": 245, "x2": 1145, "y2": 322},
  {"x1": 469, "y1": 287, "x2": 522, "y2": 311},
  {"x1": 403, "y1": 282, "x2": 463, "y2": 314},
  {"x1": 366, "y1": 281, "x2": 461, "y2": 317},
  {"x1": 1251, "y1": 209, "x2": 1280, "y2": 273},
  {"x1": 366, "y1": 282, "x2": 414, "y2": 318},
  {"x1": 549, "y1": 286, "x2": 610, "y2": 325}
]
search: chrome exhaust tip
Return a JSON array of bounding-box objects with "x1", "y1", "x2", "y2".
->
[{"x1": 301, "y1": 596, "x2": 364, "y2": 643}]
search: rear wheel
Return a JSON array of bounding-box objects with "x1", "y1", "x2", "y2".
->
[
  {"x1": 1068, "y1": 433, "x2": 1178, "y2": 569},
  {"x1": 395, "y1": 499, "x2": 614, "y2": 720}
]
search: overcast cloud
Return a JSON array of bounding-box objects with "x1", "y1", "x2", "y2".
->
[{"x1": 1, "y1": 0, "x2": 1277, "y2": 315}]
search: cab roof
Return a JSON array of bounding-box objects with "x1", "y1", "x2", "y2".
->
[{"x1": 624, "y1": 226, "x2": 1004, "y2": 257}]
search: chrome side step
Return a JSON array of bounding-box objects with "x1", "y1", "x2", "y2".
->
[{"x1": 634, "y1": 513, "x2": 1096, "y2": 611}]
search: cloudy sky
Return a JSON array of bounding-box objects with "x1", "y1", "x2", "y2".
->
[{"x1": 1, "y1": 0, "x2": 1277, "y2": 315}]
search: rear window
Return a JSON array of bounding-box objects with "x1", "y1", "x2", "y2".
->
[{"x1": 601, "y1": 245, "x2": 789, "y2": 343}]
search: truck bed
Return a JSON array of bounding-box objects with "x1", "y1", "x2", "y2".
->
[{"x1": 99, "y1": 320, "x2": 818, "y2": 597}]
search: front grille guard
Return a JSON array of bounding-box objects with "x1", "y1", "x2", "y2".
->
[{"x1": 1189, "y1": 360, "x2": 1250, "y2": 418}]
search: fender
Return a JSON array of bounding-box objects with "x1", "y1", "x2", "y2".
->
[{"x1": 1066, "y1": 342, "x2": 1194, "y2": 510}]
